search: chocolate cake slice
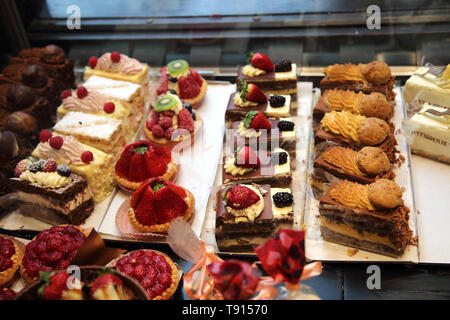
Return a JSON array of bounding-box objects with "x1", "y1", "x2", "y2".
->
[
  {"x1": 318, "y1": 180, "x2": 413, "y2": 257},
  {"x1": 228, "y1": 118, "x2": 296, "y2": 152},
  {"x1": 215, "y1": 184, "x2": 294, "y2": 252},
  {"x1": 9, "y1": 161, "x2": 94, "y2": 225},
  {"x1": 225, "y1": 92, "x2": 294, "y2": 123},
  {"x1": 222, "y1": 147, "x2": 292, "y2": 187},
  {"x1": 236, "y1": 64, "x2": 298, "y2": 95}
]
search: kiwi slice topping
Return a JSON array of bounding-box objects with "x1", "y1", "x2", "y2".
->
[
  {"x1": 155, "y1": 94, "x2": 178, "y2": 112},
  {"x1": 167, "y1": 59, "x2": 189, "y2": 76}
]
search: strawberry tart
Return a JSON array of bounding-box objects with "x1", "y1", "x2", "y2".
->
[
  {"x1": 127, "y1": 178, "x2": 195, "y2": 233},
  {"x1": 21, "y1": 225, "x2": 89, "y2": 283},
  {"x1": 144, "y1": 94, "x2": 201, "y2": 149},
  {"x1": 114, "y1": 140, "x2": 179, "y2": 192},
  {"x1": 156, "y1": 59, "x2": 207, "y2": 108},
  {"x1": 0, "y1": 236, "x2": 23, "y2": 287},
  {"x1": 109, "y1": 249, "x2": 179, "y2": 300}
]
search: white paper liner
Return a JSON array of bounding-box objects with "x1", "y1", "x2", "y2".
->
[{"x1": 304, "y1": 87, "x2": 419, "y2": 263}]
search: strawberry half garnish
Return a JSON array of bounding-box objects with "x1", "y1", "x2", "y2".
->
[
  {"x1": 134, "y1": 185, "x2": 157, "y2": 226},
  {"x1": 242, "y1": 111, "x2": 271, "y2": 130},
  {"x1": 154, "y1": 186, "x2": 188, "y2": 224},
  {"x1": 248, "y1": 52, "x2": 274, "y2": 71},
  {"x1": 225, "y1": 185, "x2": 260, "y2": 210},
  {"x1": 235, "y1": 146, "x2": 260, "y2": 168},
  {"x1": 239, "y1": 81, "x2": 267, "y2": 103},
  {"x1": 39, "y1": 271, "x2": 82, "y2": 300}
]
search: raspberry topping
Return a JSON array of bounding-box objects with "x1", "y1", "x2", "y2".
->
[
  {"x1": 22, "y1": 226, "x2": 86, "y2": 279},
  {"x1": 159, "y1": 117, "x2": 172, "y2": 130},
  {"x1": 177, "y1": 108, "x2": 194, "y2": 132},
  {"x1": 103, "y1": 102, "x2": 115, "y2": 113},
  {"x1": 110, "y1": 52, "x2": 121, "y2": 63},
  {"x1": 151, "y1": 124, "x2": 164, "y2": 139},
  {"x1": 15, "y1": 159, "x2": 31, "y2": 177},
  {"x1": 88, "y1": 56, "x2": 98, "y2": 69},
  {"x1": 40, "y1": 129, "x2": 53, "y2": 143},
  {"x1": 81, "y1": 151, "x2": 94, "y2": 164},
  {"x1": 42, "y1": 159, "x2": 57, "y2": 172},
  {"x1": 76, "y1": 86, "x2": 88, "y2": 99},
  {"x1": 49, "y1": 136, "x2": 64, "y2": 149},
  {"x1": 115, "y1": 250, "x2": 172, "y2": 300},
  {"x1": 61, "y1": 90, "x2": 72, "y2": 100}
]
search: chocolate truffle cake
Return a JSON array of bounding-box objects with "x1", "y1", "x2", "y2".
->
[
  {"x1": 319, "y1": 179, "x2": 413, "y2": 257},
  {"x1": 320, "y1": 61, "x2": 395, "y2": 101},
  {"x1": 215, "y1": 184, "x2": 294, "y2": 252},
  {"x1": 9, "y1": 158, "x2": 94, "y2": 225},
  {"x1": 10, "y1": 45, "x2": 75, "y2": 90}
]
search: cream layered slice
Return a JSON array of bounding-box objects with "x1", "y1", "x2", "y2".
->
[
  {"x1": 53, "y1": 111, "x2": 126, "y2": 155},
  {"x1": 84, "y1": 53, "x2": 150, "y2": 103},
  {"x1": 31, "y1": 134, "x2": 115, "y2": 202},
  {"x1": 403, "y1": 104, "x2": 450, "y2": 164},
  {"x1": 82, "y1": 75, "x2": 145, "y2": 127},
  {"x1": 404, "y1": 66, "x2": 450, "y2": 109},
  {"x1": 57, "y1": 88, "x2": 137, "y2": 141}
]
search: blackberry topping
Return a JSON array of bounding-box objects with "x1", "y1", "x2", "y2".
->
[
  {"x1": 275, "y1": 59, "x2": 292, "y2": 72},
  {"x1": 183, "y1": 103, "x2": 193, "y2": 113},
  {"x1": 269, "y1": 95, "x2": 286, "y2": 108},
  {"x1": 28, "y1": 159, "x2": 45, "y2": 173},
  {"x1": 169, "y1": 90, "x2": 177, "y2": 95},
  {"x1": 273, "y1": 192, "x2": 294, "y2": 208},
  {"x1": 56, "y1": 165, "x2": 72, "y2": 177},
  {"x1": 277, "y1": 120, "x2": 295, "y2": 131},
  {"x1": 168, "y1": 75, "x2": 178, "y2": 83},
  {"x1": 271, "y1": 152, "x2": 288, "y2": 165}
]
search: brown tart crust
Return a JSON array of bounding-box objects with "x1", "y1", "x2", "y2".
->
[
  {"x1": 21, "y1": 225, "x2": 90, "y2": 283},
  {"x1": 115, "y1": 161, "x2": 179, "y2": 193},
  {"x1": 128, "y1": 189, "x2": 195, "y2": 233},
  {"x1": 0, "y1": 237, "x2": 24, "y2": 287},
  {"x1": 144, "y1": 115, "x2": 202, "y2": 150}
]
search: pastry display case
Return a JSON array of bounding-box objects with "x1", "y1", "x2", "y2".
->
[{"x1": 0, "y1": 0, "x2": 449, "y2": 302}]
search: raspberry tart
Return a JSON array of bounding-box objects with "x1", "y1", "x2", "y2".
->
[
  {"x1": 0, "y1": 236, "x2": 23, "y2": 287},
  {"x1": 156, "y1": 59, "x2": 207, "y2": 108},
  {"x1": 114, "y1": 140, "x2": 179, "y2": 192},
  {"x1": 127, "y1": 178, "x2": 195, "y2": 233},
  {"x1": 109, "y1": 249, "x2": 179, "y2": 300},
  {"x1": 144, "y1": 94, "x2": 202, "y2": 149},
  {"x1": 21, "y1": 225, "x2": 89, "y2": 283}
]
